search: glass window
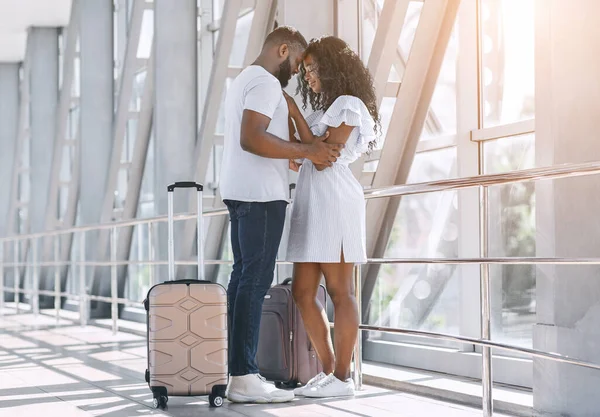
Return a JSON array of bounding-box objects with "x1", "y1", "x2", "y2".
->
[
  {"x1": 217, "y1": 223, "x2": 233, "y2": 288},
  {"x1": 360, "y1": 0, "x2": 378, "y2": 63},
  {"x1": 409, "y1": 146, "x2": 457, "y2": 184},
  {"x1": 375, "y1": 97, "x2": 395, "y2": 148},
  {"x1": 360, "y1": 1, "x2": 422, "y2": 65},
  {"x1": 370, "y1": 264, "x2": 460, "y2": 344},
  {"x1": 484, "y1": 134, "x2": 536, "y2": 347},
  {"x1": 421, "y1": 24, "x2": 457, "y2": 140},
  {"x1": 361, "y1": 1, "x2": 457, "y2": 143},
  {"x1": 137, "y1": 9, "x2": 154, "y2": 59},
  {"x1": 129, "y1": 70, "x2": 146, "y2": 112},
  {"x1": 126, "y1": 224, "x2": 152, "y2": 302},
  {"x1": 72, "y1": 57, "x2": 80, "y2": 97},
  {"x1": 480, "y1": 0, "x2": 535, "y2": 127},
  {"x1": 398, "y1": 2, "x2": 422, "y2": 60},
  {"x1": 483, "y1": 133, "x2": 535, "y2": 174},
  {"x1": 228, "y1": 11, "x2": 254, "y2": 67},
  {"x1": 369, "y1": 148, "x2": 459, "y2": 340},
  {"x1": 139, "y1": 130, "x2": 155, "y2": 211}
]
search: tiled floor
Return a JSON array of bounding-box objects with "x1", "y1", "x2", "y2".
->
[{"x1": 0, "y1": 310, "x2": 513, "y2": 417}]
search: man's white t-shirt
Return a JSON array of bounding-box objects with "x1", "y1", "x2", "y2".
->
[{"x1": 220, "y1": 65, "x2": 289, "y2": 202}]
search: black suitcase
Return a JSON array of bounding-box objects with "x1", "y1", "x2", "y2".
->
[{"x1": 256, "y1": 278, "x2": 326, "y2": 387}]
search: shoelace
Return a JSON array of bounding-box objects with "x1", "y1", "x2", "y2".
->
[
  {"x1": 319, "y1": 375, "x2": 336, "y2": 387},
  {"x1": 308, "y1": 374, "x2": 325, "y2": 386}
]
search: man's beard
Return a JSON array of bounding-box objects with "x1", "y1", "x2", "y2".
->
[{"x1": 276, "y1": 57, "x2": 292, "y2": 88}]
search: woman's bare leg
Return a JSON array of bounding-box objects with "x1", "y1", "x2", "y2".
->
[
  {"x1": 320, "y1": 253, "x2": 357, "y2": 382},
  {"x1": 292, "y1": 263, "x2": 335, "y2": 375}
]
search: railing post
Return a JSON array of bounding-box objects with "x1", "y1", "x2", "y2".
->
[
  {"x1": 54, "y1": 236, "x2": 60, "y2": 324},
  {"x1": 32, "y1": 237, "x2": 39, "y2": 317},
  {"x1": 79, "y1": 232, "x2": 87, "y2": 327},
  {"x1": 0, "y1": 242, "x2": 4, "y2": 315},
  {"x1": 480, "y1": 185, "x2": 493, "y2": 416},
  {"x1": 111, "y1": 226, "x2": 118, "y2": 335},
  {"x1": 14, "y1": 240, "x2": 19, "y2": 314},
  {"x1": 353, "y1": 263, "x2": 363, "y2": 391}
]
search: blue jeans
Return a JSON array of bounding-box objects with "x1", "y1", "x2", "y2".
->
[{"x1": 224, "y1": 199, "x2": 287, "y2": 376}]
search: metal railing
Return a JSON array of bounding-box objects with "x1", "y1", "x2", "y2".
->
[{"x1": 3, "y1": 160, "x2": 600, "y2": 416}]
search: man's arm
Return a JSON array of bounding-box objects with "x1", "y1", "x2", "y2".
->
[
  {"x1": 240, "y1": 109, "x2": 340, "y2": 166},
  {"x1": 314, "y1": 124, "x2": 355, "y2": 171},
  {"x1": 240, "y1": 109, "x2": 306, "y2": 159}
]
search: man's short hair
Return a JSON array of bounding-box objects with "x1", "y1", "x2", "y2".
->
[{"x1": 264, "y1": 26, "x2": 308, "y2": 52}]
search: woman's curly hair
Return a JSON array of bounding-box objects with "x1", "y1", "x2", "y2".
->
[{"x1": 296, "y1": 36, "x2": 381, "y2": 152}]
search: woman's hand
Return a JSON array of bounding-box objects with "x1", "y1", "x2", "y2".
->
[
  {"x1": 289, "y1": 159, "x2": 302, "y2": 172},
  {"x1": 283, "y1": 90, "x2": 300, "y2": 119}
]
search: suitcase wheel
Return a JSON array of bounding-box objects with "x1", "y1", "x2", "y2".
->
[
  {"x1": 275, "y1": 381, "x2": 298, "y2": 389},
  {"x1": 209, "y1": 394, "x2": 224, "y2": 407},
  {"x1": 153, "y1": 395, "x2": 168, "y2": 410}
]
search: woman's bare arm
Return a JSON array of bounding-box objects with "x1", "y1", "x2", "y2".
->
[
  {"x1": 288, "y1": 116, "x2": 299, "y2": 143},
  {"x1": 313, "y1": 123, "x2": 354, "y2": 171},
  {"x1": 283, "y1": 91, "x2": 354, "y2": 171}
]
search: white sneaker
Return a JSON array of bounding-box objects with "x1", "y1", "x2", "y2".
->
[
  {"x1": 304, "y1": 373, "x2": 355, "y2": 398},
  {"x1": 226, "y1": 374, "x2": 295, "y2": 403},
  {"x1": 293, "y1": 372, "x2": 328, "y2": 396}
]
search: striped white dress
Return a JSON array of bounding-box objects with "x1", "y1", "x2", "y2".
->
[{"x1": 286, "y1": 95, "x2": 376, "y2": 264}]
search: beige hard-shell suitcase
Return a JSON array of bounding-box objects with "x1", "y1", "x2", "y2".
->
[{"x1": 144, "y1": 182, "x2": 228, "y2": 409}]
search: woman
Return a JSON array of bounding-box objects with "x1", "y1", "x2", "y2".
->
[{"x1": 285, "y1": 36, "x2": 380, "y2": 398}]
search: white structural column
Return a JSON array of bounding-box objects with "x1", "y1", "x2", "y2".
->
[
  {"x1": 28, "y1": 28, "x2": 59, "y2": 236},
  {"x1": 90, "y1": 0, "x2": 150, "y2": 317},
  {"x1": 198, "y1": 0, "x2": 214, "y2": 118},
  {"x1": 80, "y1": 0, "x2": 113, "y2": 228},
  {"x1": 361, "y1": 0, "x2": 461, "y2": 319},
  {"x1": 75, "y1": 0, "x2": 114, "y2": 310},
  {"x1": 533, "y1": 1, "x2": 600, "y2": 414},
  {"x1": 154, "y1": 0, "x2": 198, "y2": 278},
  {"x1": 29, "y1": 28, "x2": 59, "y2": 304},
  {"x1": 0, "y1": 64, "x2": 19, "y2": 238},
  {"x1": 0, "y1": 64, "x2": 19, "y2": 302}
]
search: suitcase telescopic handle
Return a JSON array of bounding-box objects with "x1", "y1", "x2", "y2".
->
[
  {"x1": 167, "y1": 182, "x2": 203, "y2": 192},
  {"x1": 167, "y1": 182, "x2": 204, "y2": 281}
]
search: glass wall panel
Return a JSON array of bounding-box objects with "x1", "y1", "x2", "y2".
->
[
  {"x1": 137, "y1": 9, "x2": 154, "y2": 59},
  {"x1": 484, "y1": 133, "x2": 535, "y2": 347},
  {"x1": 480, "y1": 0, "x2": 535, "y2": 127},
  {"x1": 369, "y1": 148, "x2": 459, "y2": 340},
  {"x1": 421, "y1": 24, "x2": 457, "y2": 140}
]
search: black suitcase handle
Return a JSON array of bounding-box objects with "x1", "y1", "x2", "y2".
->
[
  {"x1": 167, "y1": 181, "x2": 203, "y2": 192},
  {"x1": 170, "y1": 279, "x2": 213, "y2": 285},
  {"x1": 282, "y1": 278, "x2": 292, "y2": 285}
]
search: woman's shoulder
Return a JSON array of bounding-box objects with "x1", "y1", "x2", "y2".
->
[
  {"x1": 328, "y1": 95, "x2": 369, "y2": 112},
  {"x1": 305, "y1": 109, "x2": 325, "y2": 126},
  {"x1": 320, "y1": 95, "x2": 374, "y2": 128}
]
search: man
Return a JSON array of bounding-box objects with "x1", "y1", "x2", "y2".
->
[{"x1": 220, "y1": 26, "x2": 342, "y2": 403}]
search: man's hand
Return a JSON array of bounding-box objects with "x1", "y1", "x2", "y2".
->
[
  {"x1": 304, "y1": 132, "x2": 343, "y2": 167},
  {"x1": 289, "y1": 159, "x2": 302, "y2": 172}
]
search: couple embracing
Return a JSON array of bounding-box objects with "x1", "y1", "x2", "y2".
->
[{"x1": 220, "y1": 26, "x2": 380, "y2": 403}]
